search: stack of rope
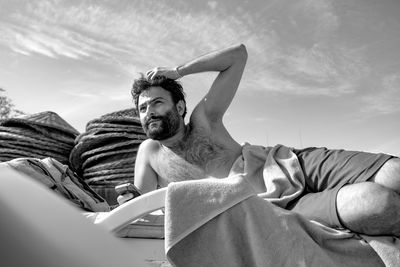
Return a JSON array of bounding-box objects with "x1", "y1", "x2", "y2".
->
[
  {"x1": 0, "y1": 111, "x2": 79, "y2": 164},
  {"x1": 69, "y1": 108, "x2": 147, "y2": 205}
]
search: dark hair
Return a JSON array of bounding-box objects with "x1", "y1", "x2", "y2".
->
[{"x1": 131, "y1": 74, "x2": 187, "y2": 119}]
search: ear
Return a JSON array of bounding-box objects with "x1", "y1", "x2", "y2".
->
[{"x1": 176, "y1": 100, "x2": 186, "y2": 116}]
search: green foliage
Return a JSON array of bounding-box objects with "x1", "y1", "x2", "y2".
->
[{"x1": 0, "y1": 88, "x2": 25, "y2": 119}]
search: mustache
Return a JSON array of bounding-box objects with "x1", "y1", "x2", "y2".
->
[{"x1": 144, "y1": 115, "x2": 164, "y2": 127}]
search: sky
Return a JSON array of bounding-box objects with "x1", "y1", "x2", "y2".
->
[{"x1": 0, "y1": 0, "x2": 399, "y2": 156}]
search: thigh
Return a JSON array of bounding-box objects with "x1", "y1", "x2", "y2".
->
[
  {"x1": 370, "y1": 158, "x2": 400, "y2": 193},
  {"x1": 292, "y1": 147, "x2": 394, "y2": 192},
  {"x1": 336, "y1": 181, "x2": 400, "y2": 236}
]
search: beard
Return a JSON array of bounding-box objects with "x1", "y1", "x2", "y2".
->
[{"x1": 142, "y1": 108, "x2": 181, "y2": 140}]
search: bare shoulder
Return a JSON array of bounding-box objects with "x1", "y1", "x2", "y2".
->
[
  {"x1": 139, "y1": 138, "x2": 160, "y2": 151},
  {"x1": 137, "y1": 139, "x2": 161, "y2": 159},
  {"x1": 135, "y1": 139, "x2": 160, "y2": 180},
  {"x1": 134, "y1": 139, "x2": 160, "y2": 193}
]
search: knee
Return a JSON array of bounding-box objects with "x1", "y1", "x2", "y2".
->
[
  {"x1": 380, "y1": 158, "x2": 400, "y2": 177},
  {"x1": 372, "y1": 158, "x2": 400, "y2": 193},
  {"x1": 386, "y1": 158, "x2": 400, "y2": 173},
  {"x1": 337, "y1": 182, "x2": 400, "y2": 235}
]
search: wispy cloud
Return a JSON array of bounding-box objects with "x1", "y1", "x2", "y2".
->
[
  {"x1": 237, "y1": 0, "x2": 370, "y2": 97},
  {"x1": 295, "y1": 0, "x2": 340, "y2": 38},
  {"x1": 1, "y1": 0, "x2": 255, "y2": 73},
  {"x1": 4, "y1": 25, "x2": 91, "y2": 59},
  {"x1": 0, "y1": 0, "x2": 396, "y2": 103}
]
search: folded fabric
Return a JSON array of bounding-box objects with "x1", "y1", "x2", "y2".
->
[
  {"x1": 165, "y1": 175, "x2": 395, "y2": 266},
  {"x1": 1, "y1": 157, "x2": 110, "y2": 212},
  {"x1": 165, "y1": 143, "x2": 400, "y2": 266},
  {"x1": 228, "y1": 143, "x2": 306, "y2": 207}
]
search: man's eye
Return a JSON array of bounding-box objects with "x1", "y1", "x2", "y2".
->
[{"x1": 139, "y1": 107, "x2": 146, "y2": 112}]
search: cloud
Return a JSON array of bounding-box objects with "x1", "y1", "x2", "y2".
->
[
  {"x1": 13, "y1": 28, "x2": 92, "y2": 59},
  {"x1": 361, "y1": 73, "x2": 400, "y2": 115},
  {"x1": 243, "y1": 41, "x2": 367, "y2": 97},
  {"x1": 0, "y1": 0, "x2": 394, "y2": 102},
  {"x1": 1, "y1": 0, "x2": 344, "y2": 91},
  {"x1": 207, "y1": 1, "x2": 218, "y2": 10},
  {"x1": 0, "y1": 2, "x2": 132, "y2": 62},
  {"x1": 284, "y1": 45, "x2": 339, "y2": 82},
  {"x1": 298, "y1": 0, "x2": 340, "y2": 36},
  {"x1": 1, "y1": 0, "x2": 256, "y2": 71},
  {"x1": 238, "y1": 0, "x2": 374, "y2": 98},
  {"x1": 1, "y1": 21, "x2": 94, "y2": 59}
]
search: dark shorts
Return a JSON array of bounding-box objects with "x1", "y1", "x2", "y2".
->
[{"x1": 289, "y1": 147, "x2": 395, "y2": 228}]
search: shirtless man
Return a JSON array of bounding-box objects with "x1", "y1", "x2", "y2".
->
[{"x1": 119, "y1": 43, "x2": 400, "y2": 236}]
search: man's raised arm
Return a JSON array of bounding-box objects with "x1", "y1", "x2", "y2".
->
[{"x1": 147, "y1": 44, "x2": 248, "y2": 122}]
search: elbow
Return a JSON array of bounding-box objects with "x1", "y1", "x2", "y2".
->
[
  {"x1": 234, "y1": 43, "x2": 248, "y2": 62},
  {"x1": 238, "y1": 43, "x2": 247, "y2": 54}
]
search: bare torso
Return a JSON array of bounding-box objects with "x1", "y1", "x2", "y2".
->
[{"x1": 149, "y1": 123, "x2": 242, "y2": 186}]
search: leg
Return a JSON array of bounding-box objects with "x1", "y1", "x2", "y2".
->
[
  {"x1": 370, "y1": 158, "x2": 400, "y2": 193},
  {"x1": 337, "y1": 159, "x2": 400, "y2": 236},
  {"x1": 292, "y1": 149, "x2": 399, "y2": 234},
  {"x1": 337, "y1": 181, "x2": 400, "y2": 236}
]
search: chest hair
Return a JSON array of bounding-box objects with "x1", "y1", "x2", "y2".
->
[{"x1": 156, "y1": 126, "x2": 231, "y2": 181}]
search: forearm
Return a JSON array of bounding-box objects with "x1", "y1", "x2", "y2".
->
[{"x1": 177, "y1": 43, "x2": 247, "y2": 77}]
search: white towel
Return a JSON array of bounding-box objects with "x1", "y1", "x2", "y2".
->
[{"x1": 165, "y1": 143, "x2": 400, "y2": 266}]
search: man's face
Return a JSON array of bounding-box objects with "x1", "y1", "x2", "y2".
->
[{"x1": 138, "y1": 86, "x2": 182, "y2": 140}]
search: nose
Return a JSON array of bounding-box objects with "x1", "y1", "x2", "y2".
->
[
  {"x1": 142, "y1": 105, "x2": 156, "y2": 120},
  {"x1": 147, "y1": 105, "x2": 156, "y2": 117}
]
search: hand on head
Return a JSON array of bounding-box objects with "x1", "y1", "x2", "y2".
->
[{"x1": 146, "y1": 66, "x2": 181, "y2": 80}]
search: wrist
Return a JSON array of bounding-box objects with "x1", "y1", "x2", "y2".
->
[{"x1": 174, "y1": 66, "x2": 182, "y2": 79}]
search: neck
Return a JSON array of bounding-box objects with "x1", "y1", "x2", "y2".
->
[{"x1": 158, "y1": 122, "x2": 188, "y2": 149}]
